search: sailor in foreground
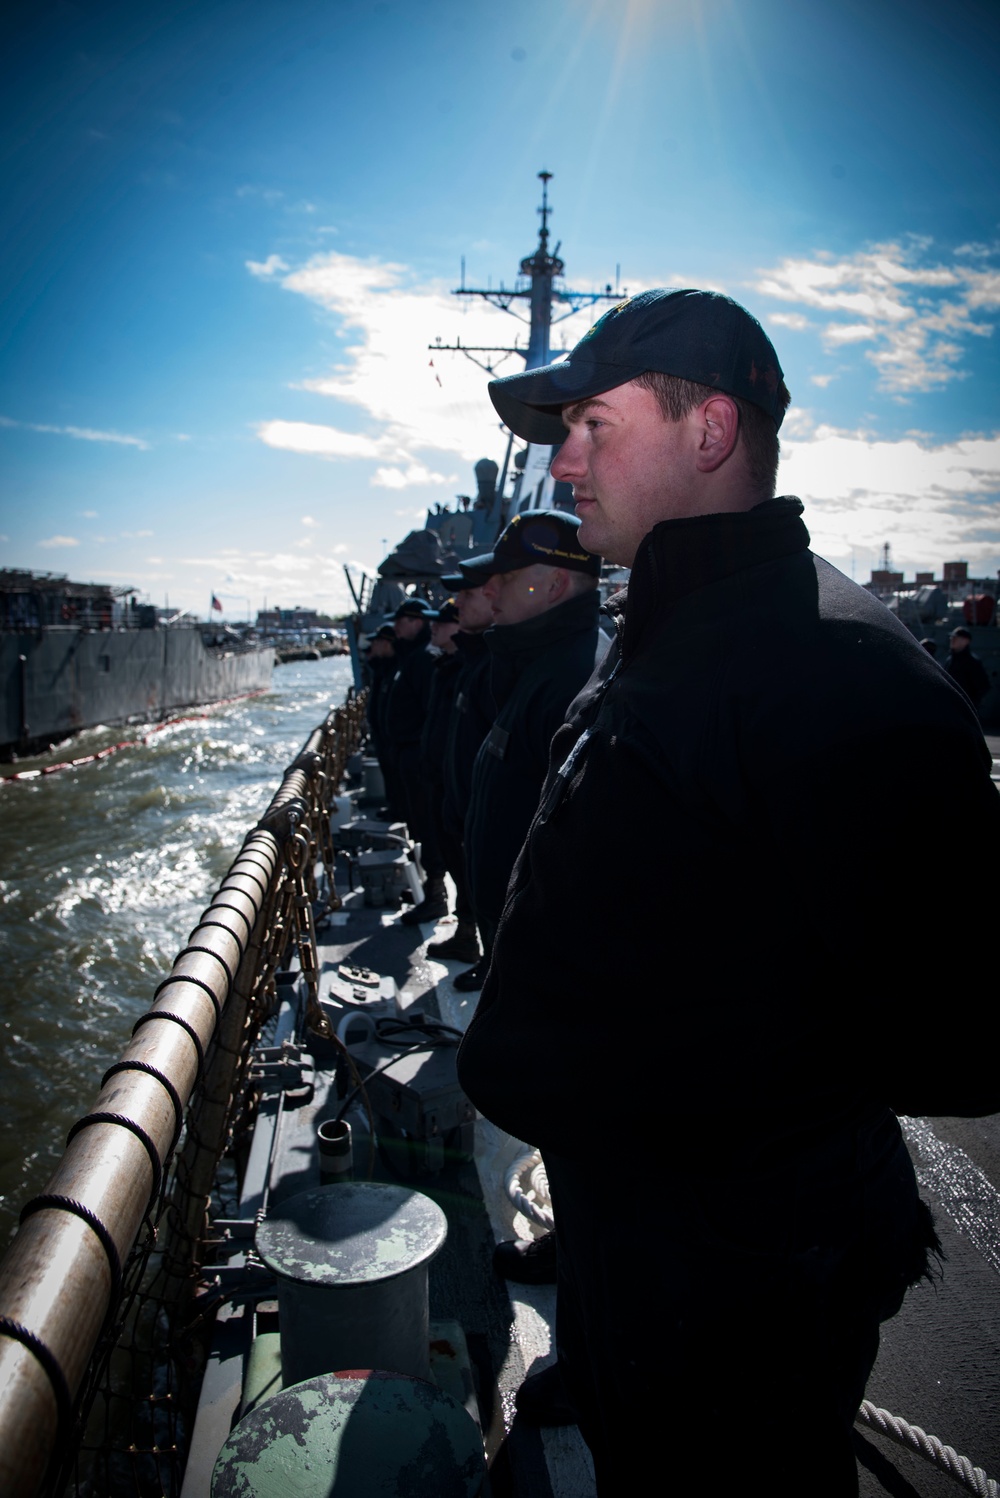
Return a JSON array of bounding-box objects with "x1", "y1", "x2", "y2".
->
[{"x1": 457, "y1": 290, "x2": 1000, "y2": 1494}]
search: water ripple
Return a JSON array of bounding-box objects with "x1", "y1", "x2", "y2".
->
[{"x1": 0, "y1": 655, "x2": 354, "y2": 1240}]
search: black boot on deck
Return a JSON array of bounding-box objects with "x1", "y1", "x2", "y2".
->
[
  {"x1": 427, "y1": 922, "x2": 481, "y2": 964},
  {"x1": 400, "y1": 878, "x2": 449, "y2": 926},
  {"x1": 493, "y1": 1229, "x2": 558, "y2": 1285},
  {"x1": 452, "y1": 956, "x2": 488, "y2": 991},
  {"x1": 514, "y1": 1362, "x2": 577, "y2": 1427}
]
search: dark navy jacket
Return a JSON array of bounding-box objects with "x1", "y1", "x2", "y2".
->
[
  {"x1": 459, "y1": 498, "x2": 1000, "y2": 1154},
  {"x1": 464, "y1": 586, "x2": 602, "y2": 937},
  {"x1": 442, "y1": 632, "x2": 493, "y2": 842}
]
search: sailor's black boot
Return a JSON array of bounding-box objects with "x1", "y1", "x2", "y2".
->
[
  {"x1": 514, "y1": 1362, "x2": 577, "y2": 1427},
  {"x1": 427, "y1": 922, "x2": 481, "y2": 964},
  {"x1": 400, "y1": 877, "x2": 449, "y2": 926},
  {"x1": 493, "y1": 1229, "x2": 558, "y2": 1284}
]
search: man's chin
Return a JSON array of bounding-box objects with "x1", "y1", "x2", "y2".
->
[{"x1": 576, "y1": 509, "x2": 602, "y2": 554}]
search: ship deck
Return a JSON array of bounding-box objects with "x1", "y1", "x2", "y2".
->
[{"x1": 184, "y1": 756, "x2": 1000, "y2": 1498}]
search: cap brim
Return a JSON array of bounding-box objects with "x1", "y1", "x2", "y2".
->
[
  {"x1": 489, "y1": 356, "x2": 645, "y2": 443},
  {"x1": 457, "y1": 552, "x2": 496, "y2": 579},
  {"x1": 441, "y1": 571, "x2": 483, "y2": 592}
]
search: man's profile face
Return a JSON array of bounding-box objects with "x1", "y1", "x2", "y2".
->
[
  {"x1": 550, "y1": 379, "x2": 691, "y2": 566},
  {"x1": 394, "y1": 613, "x2": 425, "y2": 641},
  {"x1": 456, "y1": 584, "x2": 493, "y2": 633},
  {"x1": 431, "y1": 619, "x2": 460, "y2": 652},
  {"x1": 483, "y1": 562, "x2": 560, "y2": 625}
]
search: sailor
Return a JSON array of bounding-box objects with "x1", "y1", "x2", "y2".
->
[
  {"x1": 457, "y1": 290, "x2": 1000, "y2": 1494},
  {"x1": 402, "y1": 599, "x2": 462, "y2": 926},
  {"x1": 363, "y1": 623, "x2": 397, "y2": 779},
  {"x1": 383, "y1": 596, "x2": 438, "y2": 871},
  {"x1": 943, "y1": 625, "x2": 991, "y2": 708},
  {"x1": 454, "y1": 510, "x2": 605, "y2": 993},
  {"x1": 425, "y1": 572, "x2": 496, "y2": 966}
]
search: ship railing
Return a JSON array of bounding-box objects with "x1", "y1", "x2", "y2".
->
[{"x1": 0, "y1": 690, "x2": 368, "y2": 1498}]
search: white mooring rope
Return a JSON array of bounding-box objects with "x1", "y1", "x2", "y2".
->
[
  {"x1": 504, "y1": 1151, "x2": 999, "y2": 1496},
  {"x1": 504, "y1": 1148, "x2": 553, "y2": 1229},
  {"x1": 856, "y1": 1401, "x2": 999, "y2": 1498}
]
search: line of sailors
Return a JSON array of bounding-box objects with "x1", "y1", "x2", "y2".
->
[{"x1": 364, "y1": 509, "x2": 609, "y2": 990}]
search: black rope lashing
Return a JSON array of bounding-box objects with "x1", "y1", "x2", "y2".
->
[
  {"x1": 0, "y1": 1316, "x2": 73, "y2": 1444},
  {"x1": 194, "y1": 917, "x2": 248, "y2": 963},
  {"x1": 131, "y1": 1009, "x2": 206, "y2": 1080},
  {"x1": 204, "y1": 899, "x2": 254, "y2": 943},
  {"x1": 153, "y1": 972, "x2": 223, "y2": 1026},
  {"x1": 100, "y1": 1061, "x2": 184, "y2": 1154},
  {"x1": 222, "y1": 867, "x2": 269, "y2": 903},
  {"x1": 66, "y1": 1113, "x2": 163, "y2": 1208},
  {"x1": 233, "y1": 849, "x2": 274, "y2": 884},
  {"x1": 182, "y1": 943, "x2": 235, "y2": 987},
  {"x1": 19, "y1": 1195, "x2": 123, "y2": 1319}
]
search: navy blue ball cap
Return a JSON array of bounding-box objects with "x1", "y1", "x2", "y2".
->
[
  {"x1": 426, "y1": 598, "x2": 460, "y2": 623},
  {"x1": 461, "y1": 510, "x2": 601, "y2": 581},
  {"x1": 393, "y1": 596, "x2": 434, "y2": 620},
  {"x1": 440, "y1": 570, "x2": 484, "y2": 592},
  {"x1": 488, "y1": 289, "x2": 787, "y2": 444}
]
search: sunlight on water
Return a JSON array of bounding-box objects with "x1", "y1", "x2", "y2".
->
[{"x1": 0, "y1": 655, "x2": 355, "y2": 1240}]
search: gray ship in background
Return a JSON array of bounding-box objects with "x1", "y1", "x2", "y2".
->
[{"x1": 0, "y1": 568, "x2": 274, "y2": 758}]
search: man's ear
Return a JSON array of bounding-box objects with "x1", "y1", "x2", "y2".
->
[
  {"x1": 548, "y1": 567, "x2": 572, "y2": 602},
  {"x1": 694, "y1": 394, "x2": 740, "y2": 473}
]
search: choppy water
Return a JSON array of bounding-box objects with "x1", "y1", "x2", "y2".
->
[{"x1": 0, "y1": 655, "x2": 354, "y2": 1243}]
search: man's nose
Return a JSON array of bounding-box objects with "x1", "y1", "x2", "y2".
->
[
  {"x1": 550, "y1": 435, "x2": 581, "y2": 481},
  {"x1": 482, "y1": 574, "x2": 499, "y2": 600}
]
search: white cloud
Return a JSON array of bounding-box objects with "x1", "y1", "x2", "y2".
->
[
  {"x1": 246, "y1": 253, "x2": 290, "y2": 279},
  {"x1": 251, "y1": 248, "x2": 600, "y2": 476},
  {"x1": 79, "y1": 509, "x2": 98, "y2": 518},
  {"x1": 0, "y1": 415, "x2": 149, "y2": 449},
  {"x1": 810, "y1": 374, "x2": 836, "y2": 388},
  {"x1": 301, "y1": 514, "x2": 320, "y2": 527},
  {"x1": 769, "y1": 312, "x2": 812, "y2": 331},
  {"x1": 38, "y1": 534, "x2": 80, "y2": 548},
  {"x1": 752, "y1": 241, "x2": 999, "y2": 394},
  {"x1": 372, "y1": 461, "x2": 451, "y2": 489},
  {"x1": 177, "y1": 545, "x2": 368, "y2": 614},
  {"x1": 824, "y1": 323, "x2": 876, "y2": 345},
  {"x1": 779, "y1": 421, "x2": 1000, "y2": 570},
  {"x1": 256, "y1": 419, "x2": 384, "y2": 459}
]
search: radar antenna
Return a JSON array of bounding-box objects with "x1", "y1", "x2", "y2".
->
[{"x1": 430, "y1": 171, "x2": 623, "y2": 375}]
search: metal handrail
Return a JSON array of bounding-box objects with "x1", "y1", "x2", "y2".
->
[{"x1": 0, "y1": 694, "x2": 367, "y2": 1496}]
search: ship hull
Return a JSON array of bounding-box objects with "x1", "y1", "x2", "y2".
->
[{"x1": 0, "y1": 626, "x2": 274, "y2": 757}]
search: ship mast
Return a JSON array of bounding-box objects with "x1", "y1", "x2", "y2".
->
[{"x1": 431, "y1": 170, "x2": 621, "y2": 375}]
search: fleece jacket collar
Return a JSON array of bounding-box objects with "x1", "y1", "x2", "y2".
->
[{"x1": 622, "y1": 496, "x2": 809, "y2": 661}]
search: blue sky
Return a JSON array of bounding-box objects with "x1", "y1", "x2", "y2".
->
[{"x1": 2, "y1": 0, "x2": 999, "y2": 616}]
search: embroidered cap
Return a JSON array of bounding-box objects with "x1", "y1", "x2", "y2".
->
[
  {"x1": 461, "y1": 510, "x2": 601, "y2": 581},
  {"x1": 488, "y1": 288, "x2": 787, "y2": 445},
  {"x1": 393, "y1": 597, "x2": 435, "y2": 620}
]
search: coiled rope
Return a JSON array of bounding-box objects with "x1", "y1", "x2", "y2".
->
[
  {"x1": 505, "y1": 1148, "x2": 999, "y2": 1497},
  {"x1": 504, "y1": 1148, "x2": 553, "y2": 1230}
]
